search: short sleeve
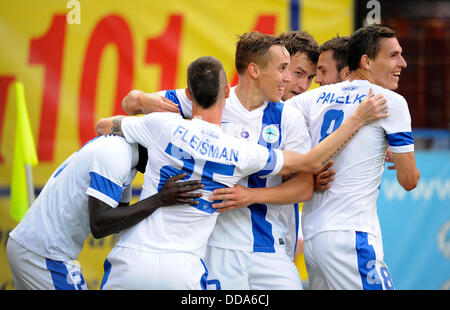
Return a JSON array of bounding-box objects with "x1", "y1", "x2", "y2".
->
[
  {"x1": 253, "y1": 148, "x2": 285, "y2": 178},
  {"x1": 86, "y1": 139, "x2": 133, "y2": 207},
  {"x1": 238, "y1": 140, "x2": 285, "y2": 178},
  {"x1": 159, "y1": 89, "x2": 193, "y2": 119},
  {"x1": 380, "y1": 94, "x2": 414, "y2": 153},
  {"x1": 122, "y1": 114, "x2": 165, "y2": 148}
]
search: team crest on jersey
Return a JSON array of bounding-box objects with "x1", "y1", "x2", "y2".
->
[
  {"x1": 261, "y1": 124, "x2": 280, "y2": 144},
  {"x1": 240, "y1": 129, "x2": 249, "y2": 139}
]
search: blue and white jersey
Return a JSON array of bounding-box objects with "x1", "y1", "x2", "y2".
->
[
  {"x1": 286, "y1": 79, "x2": 415, "y2": 240},
  {"x1": 159, "y1": 87, "x2": 311, "y2": 259},
  {"x1": 10, "y1": 135, "x2": 138, "y2": 261},
  {"x1": 115, "y1": 113, "x2": 284, "y2": 258}
]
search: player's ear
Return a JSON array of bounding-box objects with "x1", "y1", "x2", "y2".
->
[
  {"x1": 248, "y1": 63, "x2": 259, "y2": 79},
  {"x1": 341, "y1": 66, "x2": 350, "y2": 80},
  {"x1": 224, "y1": 84, "x2": 230, "y2": 99},
  {"x1": 185, "y1": 87, "x2": 192, "y2": 100},
  {"x1": 360, "y1": 54, "x2": 371, "y2": 71}
]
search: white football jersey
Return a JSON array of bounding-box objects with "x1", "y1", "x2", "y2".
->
[
  {"x1": 286, "y1": 79, "x2": 415, "y2": 240},
  {"x1": 9, "y1": 135, "x2": 138, "y2": 261},
  {"x1": 115, "y1": 113, "x2": 284, "y2": 258},
  {"x1": 159, "y1": 87, "x2": 311, "y2": 259}
]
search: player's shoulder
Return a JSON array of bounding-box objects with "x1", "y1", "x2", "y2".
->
[
  {"x1": 86, "y1": 135, "x2": 135, "y2": 169},
  {"x1": 158, "y1": 88, "x2": 185, "y2": 98},
  {"x1": 347, "y1": 80, "x2": 405, "y2": 103},
  {"x1": 287, "y1": 83, "x2": 336, "y2": 108},
  {"x1": 296, "y1": 84, "x2": 326, "y2": 101},
  {"x1": 368, "y1": 83, "x2": 408, "y2": 109},
  {"x1": 142, "y1": 111, "x2": 182, "y2": 123},
  {"x1": 91, "y1": 134, "x2": 129, "y2": 147},
  {"x1": 93, "y1": 135, "x2": 134, "y2": 153},
  {"x1": 279, "y1": 100, "x2": 306, "y2": 123},
  {"x1": 320, "y1": 80, "x2": 358, "y2": 94}
]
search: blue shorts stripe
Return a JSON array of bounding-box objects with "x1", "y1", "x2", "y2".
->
[
  {"x1": 200, "y1": 259, "x2": 208, "y2": 290},
  {"x1": 100, "y1": 259, "x2": 112, "y2": 290},
  {"x1": 45, "y1": 258, "x2": 75, "y2": 290},
  {"x1": 355, "y1": 232, "x2": 383, "y2": 290},
  {"x1": 206, "y1": 279, "x2": 221, "y2": 290},
  {"x1": 89, "y1": 171, "x2": 122, "y2": 202}
]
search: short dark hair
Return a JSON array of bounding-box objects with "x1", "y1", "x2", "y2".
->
[
  {"x1": 279, "y1": 30, "x2": 320, "y2": 64},
  {"x1": 187, "y1": 56, "x2": 226, "y2": 109},
  {"x1": 347, "y1": 25, "x2": 397, "y2": 72},
  {"x1": 235, "y1": 31, "x2": 283, "y2": 74},
  {"x1": 320, "y1": 36, "x2": 350, "y2": 72}
]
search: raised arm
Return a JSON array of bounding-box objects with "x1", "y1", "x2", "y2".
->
[
  {"x1": 122, "y1": 90, "x2": 179, "y2": 115},
  {"x1": 279, "y1": 90, "x2": 388, "y2": 175}
]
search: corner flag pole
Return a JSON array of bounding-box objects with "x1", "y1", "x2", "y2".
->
[{"x1": 10, "y1": 82, "x2": 38, "y2": 221}]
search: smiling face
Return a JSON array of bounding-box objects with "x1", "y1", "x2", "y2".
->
[
  {"x1": 368, "y1": 37, "x2": 407, "y2": 90},
  {"x1": 315, "y1": 50, "x2": 347, "y2": 86},
  {"x1": 257, "y1": 44, "x2": 291, "y2": 102},
  {"x1": 282, "y1": 52, "x2": 316, "y2": 100}
]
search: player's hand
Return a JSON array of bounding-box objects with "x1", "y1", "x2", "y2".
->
[
  {"x1": 384, "y1": 148, "x2": 396, "y2": 170},
  {"x1": 158, "y1": 173, "x2": 203, "y2": 206},
  {"x1": 314, "y1": 160, "x2": 336, "y2": 191},
  {"x1": 355, "y1": 88, "x2": 388, "y2": 125},
  {"x1": 140, "y1": 92, "x2": 180, "y2": 114},
  {"x1": 210, "y1": 184, "x2": 253, "y2": 212}
]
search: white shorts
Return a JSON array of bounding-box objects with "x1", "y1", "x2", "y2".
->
[
  {"x1": 303, "y1": 230, "x2": 394, "y2": 290},
  {"x1": 101, "y1": 246, "x2": 208, "y2": 290},
  {"x1": 6, "y1": 238, "x2": 88, "y2": 290},
  {"x1": 204, "y1": 246, "x2": 303, "y2": 290}
]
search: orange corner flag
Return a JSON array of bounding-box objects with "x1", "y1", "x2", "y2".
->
[{"x1": 10, "y1": 82, "x2": 38, "y2": 222}]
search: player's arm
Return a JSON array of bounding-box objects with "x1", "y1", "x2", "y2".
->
[
  {"x1": 95, "y1": 115, "x2": 125, "y2": 137},
  {"x1": 211, "y1": 162, "x2": 334, "y2": 212},
  {"x1": 210, "y1": 173, "x2": 313, "y2": 212},
  {"x1": 89, "y1": 173, "x2": 203, "y2": 239},
  {"x1": 278, "y1": 90, "x2": 388, "y2": 175},
  {"x1": 390, "y1": 152, "x2": 419, "y2": 191},
  {"x1": 122, "y1": 90, "x2": 179, "y2": 115}
]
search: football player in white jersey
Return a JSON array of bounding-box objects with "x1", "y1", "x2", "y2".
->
[
  {"x1": 96, "y1": 55, "x2": 388, "y2": 290},
  {"x1": 120, "y1": 32, "x2": 317, "y2": 289},
  {"x1": 6, "y1": 135, "x2": 202, "y2": 290},
  {"x1": 279, "y1": 30, "x2": 319, "y2": 101},
  {"x1": 286, "y1": 25, "x2": 420, "y2": 290},
  {"x1": 315, "y1": 36, "x2": 351, "y2": 88}
]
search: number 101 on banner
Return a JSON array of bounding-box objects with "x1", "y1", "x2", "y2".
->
[{"x1": 0, "y1": 11, "x2": 276, "y2": 164}]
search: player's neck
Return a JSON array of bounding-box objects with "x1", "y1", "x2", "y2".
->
[
  {"x1": 235, "y1": 79, "x2": 266, "y2": 112},
  {"x1": 191, "y1": 104, "x2": 223, "y2": 127},
  {"x1": 349, "y1": 69, "x2": 374, "y2": 84}
]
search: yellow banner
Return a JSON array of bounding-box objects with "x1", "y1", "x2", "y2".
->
[{"x1": 0, "y1": 0, "x2": 352, "y2": 289}]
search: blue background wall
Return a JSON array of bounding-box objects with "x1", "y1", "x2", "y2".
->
[{"x1": 378, "y1": 151, "x2": 450, "y2": 289}]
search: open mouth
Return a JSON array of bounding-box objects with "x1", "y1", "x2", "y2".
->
[{"x1": 392, "y1": 72, "x2": 401, "y2": 79}]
